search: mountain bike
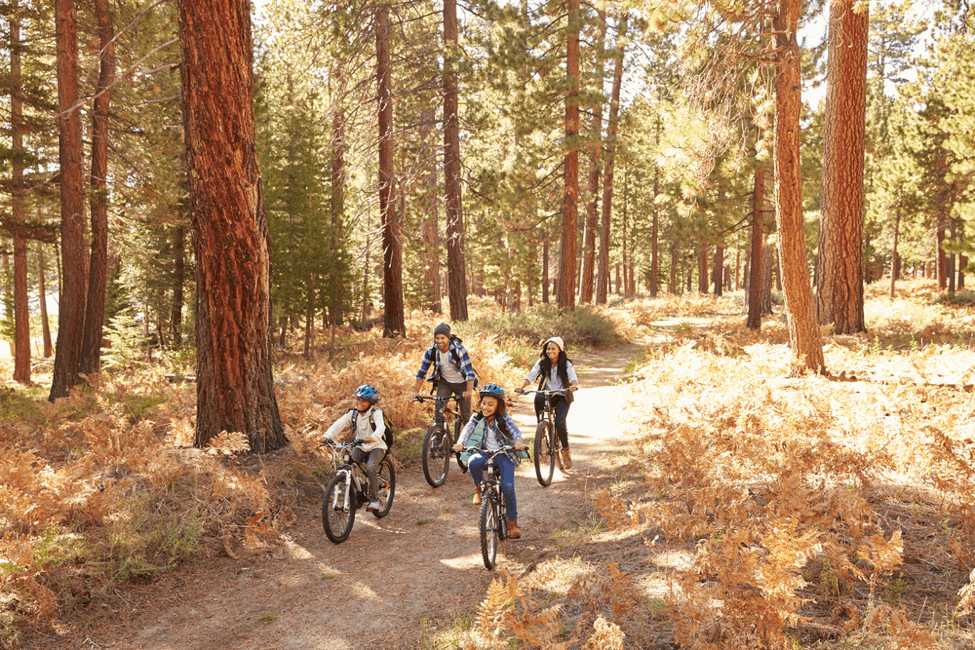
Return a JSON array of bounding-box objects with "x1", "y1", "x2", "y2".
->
[
  {"x1": 460, "y1": 445, "x2": 516, "y2": 570},
  {"x1": 320, "y1": 440, "x2": 396, "y2": 543},
  {"x1": 414, "y1": 394, "x2": 468, "y2": 487},
  {"x1": 521, "y1": 388, "x2": 570, "y2": 486}
]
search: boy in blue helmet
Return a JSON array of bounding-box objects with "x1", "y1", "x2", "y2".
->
[
  {"x1": 321, "y1": 385, "x2": 388, "y2": 514},
  {"x1": 452, "y1": 384, "x2": 526, "y2": 539}
]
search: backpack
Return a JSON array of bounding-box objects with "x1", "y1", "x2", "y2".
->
[
  {"x1": 351, "y1": 408, "x2": 395, "y2": 451},
  {"x1": 445, "y1": 334, "x2": 480, "y2": 389}
]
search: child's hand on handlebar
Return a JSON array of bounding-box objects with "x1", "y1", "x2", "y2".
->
[
  {"x1": 514, "y1": 442, "x2": 526, "y2": 450},
  {"x1": 452, "y1": 443, "x2": 463, "y2": 452}
]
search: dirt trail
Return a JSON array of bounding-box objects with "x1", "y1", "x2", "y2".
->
[{"x1": 83, "y1": 344, "x2": 643, "y2": 650}]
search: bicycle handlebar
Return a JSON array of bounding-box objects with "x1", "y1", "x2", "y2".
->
[
  {"x1": 413, "y1": 394, "x2": 463, "y2": 403},
  {"x1": 519, "y1": 388, "x2": 571, "y2": 396}
]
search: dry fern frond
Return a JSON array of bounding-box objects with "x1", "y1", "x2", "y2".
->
[{"x1": 582, "y1": 616, "x2": 625, "y2": 650}]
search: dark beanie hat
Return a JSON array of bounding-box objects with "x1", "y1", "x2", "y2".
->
[{"x1": 434, "y1": 322, "x2": 451, "y2": 338}]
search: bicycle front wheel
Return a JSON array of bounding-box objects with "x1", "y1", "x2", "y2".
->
[
  {"x1": 422, "y1": 425, "x2": 451, "y2": 487},
  {"x1": 454, "y1": 420, "x2": 468, "y2": 474},
  {"x1": 534, "y1": 421, "x2": 555, "y2": 486},
  {"x1": 373, "y1": 458, "x2": 396, "y2": 518},
  {"x1": 480, "y1": 490, "x2": 499, "y2": 570},
  {"x1": 322, "y1": 473, "x2": 356, "y2": 543}
]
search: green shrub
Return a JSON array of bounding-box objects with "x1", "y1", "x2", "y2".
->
[{"x1": 464, "y1": 305, "x2": 615, "y2": 350}]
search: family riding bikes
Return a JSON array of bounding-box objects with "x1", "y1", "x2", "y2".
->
[{"x1": 320, "y1": 323, "x2": 579, "y2": 561}]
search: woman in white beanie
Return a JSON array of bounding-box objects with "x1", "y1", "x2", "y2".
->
[{"x1": 517, "y1": 337, "x2": 579, "y2": 469}]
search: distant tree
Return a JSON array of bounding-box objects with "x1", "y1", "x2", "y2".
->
[
  {"x1": 178, "y1": 0, "x2": 285, "y2": 451},
  {"x1": 376, "y1": 3, "x2": 404, "y2": 337}
]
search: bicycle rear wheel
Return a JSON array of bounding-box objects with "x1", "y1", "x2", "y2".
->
[
  {"x1": 422, "y1": 425, "x2": 451, "y2": 487},
  {"x1": 322, "y1": 473, "x2": 356, "y2": 543},
  {"x1": 534, "y1": 421, "x2": 555, "y2": 486},
  {"x1": 480, "y1": 490, "x2": 499, "y2": 570},
  {"x1": 373, "y1": 459, "x2": 396, "y2": 518}
]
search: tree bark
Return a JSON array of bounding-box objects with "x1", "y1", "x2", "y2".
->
[
  {"x1": 178, "y1": 0, "x2": 285, "y2": 451},
  {"x1": 816, "y1": 0, "x2": 867, "y2": 333},
  {"x1": 698, "y1": 243, "x2": 708, "y2": 293},
  {"x1": 443, "y1": 0, "x2": 468, "y2": 320},
  {"x1": 80, "y1": 0, "x2": 115, "y2": 376},
  {"x1": 747, "y1": 166, "x2": 765, "y2": 330},
  {"x1": 9, "y1": 8, "x2": 30, "y2": 383},
  {"x1": 50, "y1": 0, "x2": 88, "y2": 400},
  {"x1": 557, "y1": 0, "x2": 581, "y2": 309},
  {"x1": 171, "y1": 223, "x2": 186, "y2": 343},
  {"x1": 774, "y1": 0, "x2": 825, "y2": 374},
  {"x1": 39, "y1": 249, "x2": 53, "y2": 358},
  {"x1": 580, "y1": 12, "x2": 607, "y2": 305},
  {"x1": 596, "y1": 13, "x2": 627, "y2": 304},
  {"x1": 889, "y1": 207, "x2": 900, "y2": 299},
  {"x1": 376, "y1": 4, "x2": 404, "y2": 336},
  {"x1": 712, "y1": 244, "x2": 724, "y2": 296},
  {"x1": 419, "y1": 108, "x2": 442, "y2": 314}
]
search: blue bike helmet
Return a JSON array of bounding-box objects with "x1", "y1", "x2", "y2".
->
[
  {"x1": 354, "y1": 384, "x2": 379, "y2": 403},
  {"x1": 479, "y1": 383, "x2": 505, "y2": 402}
]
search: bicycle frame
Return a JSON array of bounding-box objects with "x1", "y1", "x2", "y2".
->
[
  {"x1": 522, "y1": 388, "x2": 569, "y2": 485},
  {"x1": 329, "y1": 445, "x2": 368, "y2": 509},
  {"x1": 461, "y1": 445, "x2": 513, "y2": 569},
  {"x1": 415, "y1": 394, "x2": 467, "y2": 487}
]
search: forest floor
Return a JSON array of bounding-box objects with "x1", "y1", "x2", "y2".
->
[{"x1": 39, "y1": 344, "x2": 653, "y2": 650}]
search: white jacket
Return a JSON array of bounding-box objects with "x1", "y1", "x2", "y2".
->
[{"x1": 322, "y1": 406, "x2": 388, "y2": 453}]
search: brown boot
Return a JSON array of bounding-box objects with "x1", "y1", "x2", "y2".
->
[
  {"x1": 561, "y1": 449, "x2": 572, "y2": 470},
  {"x1": 507, "y1": 519, "x2": 521, "y2": 539},
  {"x1": 472, "y1": 484, "x2": 482, "y2": 505}
]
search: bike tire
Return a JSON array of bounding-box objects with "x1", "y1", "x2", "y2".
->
[
  {"x1": 534, "y1": 421, "x2": 556, "y2": 486},
  {"x1": 322, "y1": 473, "x2": 356, "y2": 543},
  {"x1": 454, "y1": 420, "x2": 468, "y2": 474},
  {"x1": 422, "y1": 425, "x2": 451, "y2": 487},
  {"x1": 373, "y1": 458, "x2": 396, "y2": 518},
  {"x1": 480, "y1": 491, "x2": 499, "y2": 570}
]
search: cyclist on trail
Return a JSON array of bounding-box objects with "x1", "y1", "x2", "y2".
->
[
  {"x1": 452, "y1": 384, "x2": 527, "y2": 539},
  {"x1": 517, "y1": 336, "x2": 579, "y2": 469},
  {"x1": 411, "y1": 322, "x2": 477, "y2": 426},
  {"x1": 321, "y1": 385, "x2": 388, "y2": 514}
]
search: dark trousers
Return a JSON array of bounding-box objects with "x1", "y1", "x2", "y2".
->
[
  {"x1": 351, "y1": 447, "x2": 385, "y2": 500},
  {"x1": 438, "y1": 379, "x2": 472, "y2": 427},
  {"x1": 534, "y1": 394, "x2": 570, "y2": 449}
]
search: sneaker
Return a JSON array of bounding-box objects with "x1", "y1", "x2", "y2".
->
[{"x1": 367, "y1": 500, "x2": 381, "y2": 513}]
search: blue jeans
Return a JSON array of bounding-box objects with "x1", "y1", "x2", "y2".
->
[
  {"x1": 535, "y1": 394, "x2": 570, "y2": 449},
  {"x1": 467, "y1": 452, "x2": 517, "y2": 521}
]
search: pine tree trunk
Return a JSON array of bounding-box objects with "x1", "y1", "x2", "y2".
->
[
  {"x1": 50, "y1": 0, "x2": 88, "y2": 401},
  {"x1": 936, "y1": 221, "x2": 947, "y2": 289},
  {"x1": 419, "y1": 108, "x2": 442, "y2": 314},
  {"x1": 596, "y1": 14, "x2": 628, "y2": 304},
  {"x1": 761, "y1": 244, "x2": 775, "y2": 315},
  {"x1": 816, "y1": 0, "x2": 867, "y2": 333},
  {"x1": 713, "y1": 244, "x2": 724, "y2": 296},
  {"x1": 171, "y1": 224, "x2": 186, "y2": 343},
  {"x1": 669, "y1": 242, "x2": 678, "y2": 294},
  {"x1": 580, "y1": 12, "x2": 607, "y2": 305},
  {"x1": 542, "y1": 242, "x2": 550, "y2": 303},
  {"x1": 39, "y1": 250, "x2": 53, "y2": 358},
  {"x1": 747, "y1": 166, "x2": 765, "y2": 330},
  {"x1": 698, "y1": 243, "x2": 708, "y2": 293},
  {"x1": 889, "y1": 207, "x2": 900, "y2": 299},
  {"x1": 80, "y1": 0, "x2": 115, "y2": 376},
  {"x1": 178, "y1": 0, "x2": 284, "y2": 451},
  {"x1": 774, "y1": 0, "x2": 825, "y2": 374},
  {"x1": 557, "y1": 0, "x2": 580, "y2": 310},
  {"x1": 331, "y1": 66, "x2": 349, "y2": 323},
  {"x1": 376, "y1": 5, "x2": 404, "y2": 336},
  {"x1": 443, "y1": 0, "x2": 468, "y2": 320},
  {"x1": 10, "y1": 9, "x2": 30, "y2": 384}
]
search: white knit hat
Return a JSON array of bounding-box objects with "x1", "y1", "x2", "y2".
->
[{"x1": 543, "y1": 336, "x2": 565, "y2": 352}]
